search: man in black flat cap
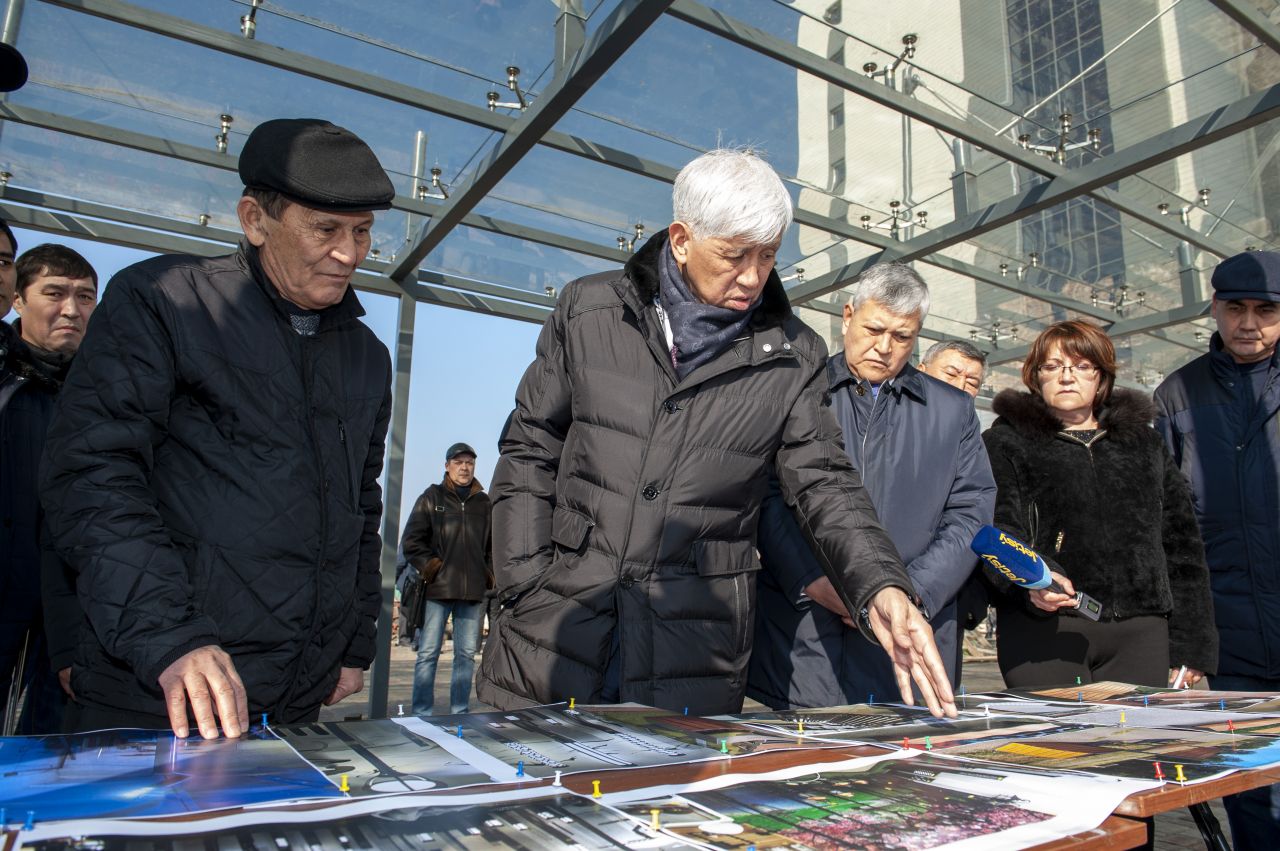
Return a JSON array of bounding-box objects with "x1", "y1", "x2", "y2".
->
[
  {"x1": 1156, "y1": 250, "x2": 1280, "y2": 849},
  {"x1": 40, "y1": 118, "x2": 396, "y2": 737}
]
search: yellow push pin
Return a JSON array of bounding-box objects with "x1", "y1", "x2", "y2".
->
[
  {"x1": 339, "y1": 774, "x2": 350, "y2": 793},
  {"x1": 592, "y1": 779, "x2": 602, "y2": 798},
  {"x1": 569, "y1": 697, "x2": 576, "y2": 710},
  {"x1": 650, "y1": 808, "x2": 661, "y2": 830},
  {"x1": 1120, "y1": 710, "x2": 1126, "y2": 725},
  {"x1": 1174, "y1": 764, "x2": 1186, "y2": 783},
  {"x1": 797, "y1": 719, "x2": 805, "y2": 735}
]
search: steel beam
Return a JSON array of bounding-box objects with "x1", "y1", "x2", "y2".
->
[
  {"x1": 369, "y1": 292, "x2": 416, "y2": 720},
  {"x1": 984, "y1": 301, "x2": 1212, "y2": 366},
  {"x1": 669, "y1": 0, "x2": 1239, "y2": 262},
  {"x1": 1206, "y1": 0, "x2": 1280, "y2": 56},
  {"x1": 0, "y1": 103, "x2": 630, "y2": 267},
  {"x1": 385, "y1": 0, "x2": 674, "y2": 281},
  {"x1": 788, "y1": 83, "x2": 1280, "y2": 302}
]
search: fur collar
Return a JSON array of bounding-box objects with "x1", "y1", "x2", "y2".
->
[
  {"x1": 992, "y1": 386, "x2": 1156, "y2": 443},
  {"x1": 624, "y1": 230, "x2": 793, "y2": 329},
  {"x1": 443, "y1": 476, "x2": 484, "y2": 498}
]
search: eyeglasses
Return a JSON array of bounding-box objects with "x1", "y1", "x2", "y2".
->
[{"x1": 1038, "y1": 361, "x2": 1099, "y2": 377}]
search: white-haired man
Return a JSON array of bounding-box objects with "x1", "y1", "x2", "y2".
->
[
  {"x1": 475, "y1": 150, "x2": 956, "y2": 717},
  {"x1": 749, "y1": 264, "x2": 995, "y2": 709}
]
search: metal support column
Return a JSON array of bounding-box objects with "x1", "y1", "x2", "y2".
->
[
  {"x1": 951, "y1": 140, "x2": 979, "y2": 219},
  {"x1": 407, "y1": 130, "x2": 428, "y2": 243},
  {"x1": 1177, "y1": 208, "x2": 1200, "y2": 306},
  {"x1": 555, "y1": 0, "x2": 586, "y2": 77},
  {"x1": 368, "y1": 292, "x2": 417, "y2": 720},
  {"x1": 1, "y1": 0, "x2": 22, "y2": 45}
]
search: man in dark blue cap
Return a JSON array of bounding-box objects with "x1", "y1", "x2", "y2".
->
[
  {"x1": 1155, "y1": 250, "x2": 1280, "y2": 849},
  {"x1": 399, "y1": 442, "x2": 492, "y2": 715},
  {"x1": 40, "y1": 119, "x2": 396, "y2": 737}
]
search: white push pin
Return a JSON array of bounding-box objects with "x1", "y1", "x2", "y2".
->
[
  {"x1": 553, "y1": 771, "x2": 562, "y2": 787},
  {"x1": 397, "y1": 703, "x2": 404, "y2": 716}
]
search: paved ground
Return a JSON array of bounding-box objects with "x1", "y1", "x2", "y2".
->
[{"x1": 323, "y1": 635, "x2": 1234, "y2": 849}]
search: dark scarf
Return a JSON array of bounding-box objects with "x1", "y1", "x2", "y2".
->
[
  {"x1": 8, "y1": 319, "x2": 73, "y2": 385},
  {"x1": 657, "y1": 242, "x2": 758, "y2": 380}
]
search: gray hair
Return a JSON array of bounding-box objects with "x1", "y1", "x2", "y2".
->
[
  {"x1": 846, "y1": 262, "x2": 931, "y2": 318},
  {"x1": 922, "y1": 340, "x2": 988, "y2": 375},
  {"x1": 672, "y1": 148, "x2": 794, "y2": 244}
]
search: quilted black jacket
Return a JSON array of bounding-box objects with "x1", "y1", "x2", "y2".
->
[
  {"x1": 40, "y1": 246, "x2": 392, "y2": 723},
  {"x1": 400, "y1": 478, "x2": 493, "y2": 603},
  {"x1": 476, "y1": 231, "x2": 910, "y2": 715}
]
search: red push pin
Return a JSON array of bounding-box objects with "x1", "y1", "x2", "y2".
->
[
  {"x1": 1153, "y1": 761, "x2": 1165, "y2": 780},
  {"x1": 902, "y1": 736, "x2": 911, "y2": 750}
]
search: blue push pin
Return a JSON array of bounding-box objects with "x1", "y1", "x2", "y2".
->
[
  {"x1": 516, "y1": 760, "x2": 525, "y2": 777},
  {"x1": 1220, "y1": 699, "x2": 1227, "y2": 711},
  {"x1": 1144, "y1": 696, "x2": 1149, "y2": 707},
  {"x1": 683, "y1": 707, "x2": 688, "y2": 715},
  {"x1": 261, "y1": 713, "x2": 268, "y2": 728},
  {"x1": 868, "y1": 693, "x2": 874, "y2": 705},
  {"x1": 457, "y1": 725, "x2": 464, "y2": 738},
  {"x1": 23, "y1": 810, "x2": 34, "y2": 830},
  {"x1": 1078, "y1": 691, "x2": 1083, "y2": 702}
]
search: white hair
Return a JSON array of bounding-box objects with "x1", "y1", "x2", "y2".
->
[
  {"x1": 847, "y1": 262, "x2": 931, "y2": 318},
  {"x1": 672, "y1": 148, "x2": 794, "y2": 244}
]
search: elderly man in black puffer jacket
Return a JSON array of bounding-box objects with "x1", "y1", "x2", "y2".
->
[
  {"x1": 477, "y1": 149, "x2": 956, "y2": 718},
  {"x1": 40, "y1": 119, "x2": 395, "y2": 738}
]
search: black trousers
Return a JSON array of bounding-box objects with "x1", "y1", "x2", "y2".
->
[{"x1": 996, "y1": 607, "x2": 1170, "y2": 688}]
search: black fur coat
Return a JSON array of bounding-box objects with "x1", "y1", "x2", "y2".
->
[{"x1": 983, "y1": 388, "x2": 1218, "y2": 674}]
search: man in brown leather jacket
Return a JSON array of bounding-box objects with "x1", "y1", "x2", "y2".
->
[{"x1": 401, "y1": 443, "x2": 492, "y2": 715}]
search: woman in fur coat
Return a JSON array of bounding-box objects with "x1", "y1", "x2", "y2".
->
[{"x1": 983, "y1": 320, "x2": 1216, "y2": 688}]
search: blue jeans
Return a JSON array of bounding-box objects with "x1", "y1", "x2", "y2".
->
[
  {"x1": 411, "y1": 600, "x2": 483, "y2": 715},
  {"x1": 1210, "y1": 674, "x2": 1280, "y2": 850}
]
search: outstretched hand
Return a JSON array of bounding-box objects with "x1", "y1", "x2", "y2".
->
[
  {"x1": 866, "y1": 587, "x2": 958, "y2": 718},
  {"x1": 324, "y1": 666, "x2": 365, "y2": 705},
  {"x1": 157, "y1": 645, "x2": 248, "y2": 739}
]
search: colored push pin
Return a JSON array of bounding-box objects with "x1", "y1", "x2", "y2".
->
[
  {"x1": 1174, "y1": 764, "x2": 1186, "y2": 783},
  {"x1": 397, "y1": 704, "x2": 404, "y2": 717},
  {"x1": 1076, "y1": 676, "x2": 1082, "y2": 686},
  {"x1": 339, "y1": 774, "x2": 350, "y2": 793},
  {"x1": 984, "y1": 705, "x2": 991, "y2": 717},
  {"x1": 1144, "y1": 696, "x2": 1150, "y2": 707},
  {"x1": 553, "y1": 771, "x2": 562, "y2": 787},
  {"x1": 457, "y1": 725, "x2": 464, "y2": 739},
  {"x1": 1120, "y1": 710, "x2": 1127, "y2": 725},
  {"x1": 1153, "y1": 762, "x2": 1165, "y2": 780},
  {"x1": 23, "y1": 811, "x2": 34, "y2": 831},
  {"x1": 516, "y1": 761, "x2": 525, "y2": 778},
  {"x1": 1220, "y1": 699, "x2": 1227, "y2": 710},
  {"x1": 261, "y1": 712, "x2": 268, "y2": 728},
  {"x1": 868, "y1": 694, "x2": 875, "y2": 705},
  {"x1": 1228, "y1": 718, "x2": 1236, "y2": 734},
  {"x1": 683, "y1": 706, "x2": 689, "y2": 715},
  {"x1": 592, "y1": 780, "x2": 602, "y2": 798},
  {"x1": 901, "y1": 737, "x2": 911, "y2": 750},
  {"x1": 650, "y1": 808, "x2": 661, "y2": 830},
  {"x1": 924, "y1": 736, "x2": 933, "y2": 751},
  {"x1": 569, "y1": 697, "x2": 576, "y2": 710},
  {"x1": 720, "y1": 739, "x2": 729, "y2": 754},
  {"x1": 797, "y1": 719, "x2": 805, "y2": 736},
  {"x1": 1077, "y1": 691, "x2": 1083, "y2": 702}
]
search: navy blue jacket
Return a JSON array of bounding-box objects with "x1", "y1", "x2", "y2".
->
[
  {"x1": 1155, "y1": 336, "x2": 1280, "y2": 679},
  {"x1": 748, "y1": 356, "x2": 996, "y2": 708}
]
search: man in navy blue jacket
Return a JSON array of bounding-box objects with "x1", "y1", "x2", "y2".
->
[
  {"x1": 749, "y1": 263, "x2": 996, "y2": 709},
  {"x1": 1155, "y1": 251, "x2": 1280, "y2": 850}
]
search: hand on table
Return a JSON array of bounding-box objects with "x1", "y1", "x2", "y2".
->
[
  {"x1": 157, "y1": 645, "x2": 248, "y2": 739},
  {"x1": 867, "y1": 587, "x2": 958, "y2": 719},
  {"x1": 1169, "y1": 667, "x2": 1206, "y2": 688}
]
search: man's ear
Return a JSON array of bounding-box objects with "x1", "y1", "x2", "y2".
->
[
  {"x1": 668, "y1": 221, "x2": 693, "y2": 264},
  {"x1": 237, "y1": 196, "x2": 268, "y2": 248}
]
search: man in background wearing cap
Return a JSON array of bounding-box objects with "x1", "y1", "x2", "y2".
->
[
  {"x1": 1155, "y1": 250, "x2": 1280, "y2": 848},
  {"x1": 400, "y1": 443, "x2": 492, "y2": 715},
  {"x1": 40, "y1": 118, "x2": 395, "y2": 738}
]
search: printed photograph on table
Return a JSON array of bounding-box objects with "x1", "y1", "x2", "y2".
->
[
  {"x1": 613, "y1": 750, "x2": 1155, "y2": 850},
  {"x1": 275, "y1": 719, "x2": 494, "y2": 795},
  {"x1": 0, "y1": 726, "x2": 338, "y2": 823},
  {"x1": 583, "y1": 704, "x2": 831, "y2": 755},
  {"x1": 20, "y1": 789, "x2": 704, "y2": 850},
  {"x1": 394, "y1": 703, "x2": 796, "y2": 782},
  {"x1": 945, "y1": 723, "x2": 1280, "y2": 784},
  {"x1": 1004, "y1": 681, "x2": 1280, "y2": 713}
]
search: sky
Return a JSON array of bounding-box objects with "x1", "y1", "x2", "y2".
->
[{"x1": 5, "y1": 226, "x2": 543, "y2": 539}]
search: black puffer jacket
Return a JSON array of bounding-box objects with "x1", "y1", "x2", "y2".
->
[
  {"x1": 401, "y1": 478, "x2": 493, "y2": 602},
  {"x1": 476, "y1": 232, "x2": 909, "y2": 715},
  {"x1": 40, "y1": 246, "x2": 392, "y2": 722},
  {"x1": 983, "y1": 388, "x2": 1217, "y2": 673}
]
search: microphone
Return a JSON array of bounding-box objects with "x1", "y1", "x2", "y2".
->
[{"x1": 970, "y1": 525, "x2": 1102, "y2": 621}]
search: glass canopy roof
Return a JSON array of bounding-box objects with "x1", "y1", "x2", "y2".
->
[{"x1": 3, "y1": 0, "x2": 1279, "y2": 399}]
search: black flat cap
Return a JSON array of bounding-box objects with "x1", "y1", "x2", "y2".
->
[
  {"x1": 0, "y1": 43, "x2": 28, "y2": 92},
  {"x1": 239, "y1": 118, "x2": 394, "y2": 212},
  {"x1": 446, "y1": 442, "x2": 477, "y2": 461},
  {"x1": 1212, "y1": 251, "x2": 1280, "y2": 303}
]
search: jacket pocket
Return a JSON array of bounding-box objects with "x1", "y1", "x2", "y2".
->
[
  {"x1": 550, "y1": 505, "x2": 593, "y2": 561},
  {"x1": 693, "y1": 540, "x2": 762, "y2": 656},
  {"x1": 338, "y1": 420, "x2": 359, "y2": 508}
]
